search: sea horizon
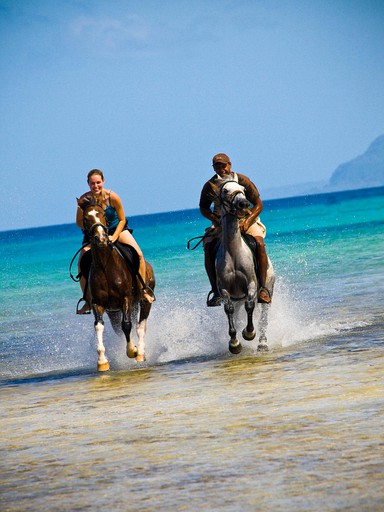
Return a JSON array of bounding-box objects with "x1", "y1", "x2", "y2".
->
[{"x1": 3, "y1": 184, "x2": 384, "y2": 235}]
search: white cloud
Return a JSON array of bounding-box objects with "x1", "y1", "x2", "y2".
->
[{"x1": 70, "y1": 15, "x2": 150, "y2": 51}]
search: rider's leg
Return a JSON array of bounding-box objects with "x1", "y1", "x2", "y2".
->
[
  {"x1": 246, "y1": 221, "x2": 271, "y2": 304},
  {"x1": 204, "y1": 239, "x2": 221, "y2": 306},
  {"x1": 77, "y1": 246, "x2": 92, "y2": 314},
  {"x1": 254, "y1": 237, "x2": 271, "y2": 304},
  {"x1": 204, "y1": 246, "x2": 218, "y2": 294},
  {"x1": 118, "y1": 230, "x2": 155, "y2": 303},
  {"x1": 254, "y1": 237, "x2": 268, "y2": 287}
]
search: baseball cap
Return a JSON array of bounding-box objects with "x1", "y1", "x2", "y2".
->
[{"x1": 212, "y1": 153, "x2": 231, "y2": 165}]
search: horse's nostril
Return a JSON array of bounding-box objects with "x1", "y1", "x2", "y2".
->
[{"x1": 239, "y1": 199, "x2": 250, "y2": 209}]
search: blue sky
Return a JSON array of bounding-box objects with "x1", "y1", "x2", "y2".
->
[{"x1": 1, "y1": 0, "x2": 383, "y2": 231}]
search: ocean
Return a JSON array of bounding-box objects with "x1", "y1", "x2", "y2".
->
[{"x1": 1, "y1": 186, "x2": 383, "y2": 511}]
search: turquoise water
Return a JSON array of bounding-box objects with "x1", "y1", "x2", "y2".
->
[
  {"x1": 1, "y1": 186, "x2": 383, "y2": 380},
  {"x1": 1, "y1": 187, "x2": 383, "y2": 511}
]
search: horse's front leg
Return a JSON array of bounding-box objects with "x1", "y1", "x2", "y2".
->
[
  {"x1": 93, "y1": 305, "x2": 110, "y2": 372},
  {"x1": 222, "y1": 290, "x2": 242, "y2": 354}
]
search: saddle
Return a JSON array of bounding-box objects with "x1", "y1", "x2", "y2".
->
[{"x1": 79, "y1": 242, "x2": 140, "y2": 282}]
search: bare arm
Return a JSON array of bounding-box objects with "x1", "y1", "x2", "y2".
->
[
  {"x1": 241, "y1": 195, "x2": 263, "y2": 232},
  {"x1": 109, "y1": 192, "x2": 127, "y2": 243},
  {"x1": 199, "y1": 181, "x2": 221, "y2": 227},
  {"x1": 199, "y1": 206, "x2": 221, "y2": 227}
]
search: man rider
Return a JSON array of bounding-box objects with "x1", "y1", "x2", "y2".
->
[{"x1": 199, "y1": 153, "x2": 271, "y2": 307}]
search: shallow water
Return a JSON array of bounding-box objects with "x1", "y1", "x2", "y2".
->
[{"x1": 1, "y1": 323, "x2": 383, "y2": 511}]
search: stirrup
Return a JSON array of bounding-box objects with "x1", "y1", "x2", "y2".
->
[
  {"x1": 76, "y1": 298, "x2": 91, "y2": 314},
  {"x1": 206, "y1": 290, "x2": 222, "y2": 307}
]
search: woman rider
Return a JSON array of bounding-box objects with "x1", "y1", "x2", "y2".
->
[{"x1": 76, "y1": 169, "x2": 155, "y2": 313}]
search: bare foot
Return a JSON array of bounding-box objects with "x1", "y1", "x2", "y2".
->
[
  {"x1": 141, "y1": 286, "x2": 155, "y2": 303},
  {"x1": 258, "y1": 287, "x2": 271, "y2": 304}
]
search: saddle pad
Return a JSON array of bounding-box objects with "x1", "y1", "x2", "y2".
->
[{"x1": 242, "y1": 233, "x2": 258, "y2": 271}]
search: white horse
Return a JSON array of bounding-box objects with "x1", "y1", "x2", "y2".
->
[{"x1": 215, "y1": 179, "x2": 275, "y2": 353}]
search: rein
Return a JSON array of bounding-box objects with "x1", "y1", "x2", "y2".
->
[
  {"x1": 187, "y1": 234, "x2": 206, "y2": 250},
  {"x1": 69, "y1": 242, "x2": 89, "y2": 282}
]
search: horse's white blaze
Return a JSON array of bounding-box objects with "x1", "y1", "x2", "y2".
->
[{"x1": 88, "y1": 208, "x2": 99, "y2": 220}]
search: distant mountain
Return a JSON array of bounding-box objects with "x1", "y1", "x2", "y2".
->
[
  {"x1": 329, "y1": 135, "x2": 384, "y2": 189},
  {"x1": 263, "y1": 135, "x2": 384, "y2": 200}
]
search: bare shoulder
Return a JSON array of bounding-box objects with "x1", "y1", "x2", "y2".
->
[
  {"x1": 109, "y1": 189, "x2": 120, "y2": 200},
  {"x1": 109, "y1": 190, "x2": 123, "y2": 206}
]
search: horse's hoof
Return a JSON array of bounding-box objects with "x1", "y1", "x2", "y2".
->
[
  {"x1": 242, "y1": 328, "x2": 256, "y2": 341},
  {"x1": 127, "y1": 346, "x2": 138, "y2": 359},
  {"x1": 229, "y1": 341, "x2": 242, "y2": 354},
  {"x1": 257, "y1": 343, "x2": 269, "y2": 353},
  {"x1": 136, "y1": 353, "x2": 145, "y2": 363},
  {"x1": 97, "y1": 361, "x2": 110, "y2": 372}
]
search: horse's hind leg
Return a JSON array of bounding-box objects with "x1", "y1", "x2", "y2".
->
[
  {"x1": 257, "y1": 263, "x2": 274, "y2": 352},
  {"x1": 122, "y1": 310, "x2": 137, "y2": 359},
  {"x1": 135, "y1": 302, "x2": 151, "y2": 363},
  {"x1": 93, "y1": 306, "x2": 109, "y2": 372},
  {"x1": 134, "y1": 264, "x2": 155, "y2": 363},
  {"x1": 257, "y1": 304, "x2": 270, "y2": 352},
  {"x1": 242, "y1": 289, "x2": 257, "y2": 341}
]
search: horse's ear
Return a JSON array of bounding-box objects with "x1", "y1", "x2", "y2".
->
[{"x1": 77, "y1": 194, "x2": 92, "y2": 209}]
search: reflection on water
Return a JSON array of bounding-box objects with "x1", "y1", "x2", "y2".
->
[{"x1": 1, "y1": 328, "x2": 383, "y2": 511}]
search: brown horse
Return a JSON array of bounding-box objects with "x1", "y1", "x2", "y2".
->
[{"x1": 79, "y1": 197, "x2": 155, "y2": 370}]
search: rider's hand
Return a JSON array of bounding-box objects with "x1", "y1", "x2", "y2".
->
[{"x1": 240, "y1": 218, "x2": 251, "y2": 233}]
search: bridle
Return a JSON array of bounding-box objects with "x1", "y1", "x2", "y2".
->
[
  {"x1": 219, "y1": 180, "x2": 248, "y2": 217},
  {"x1": 82, "y1": 204, "x2": 109, "y2": 242}
]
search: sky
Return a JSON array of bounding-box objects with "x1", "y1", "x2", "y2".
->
[{"x1": 1, "y1": 0, "x2": 383, "y2": 231}]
